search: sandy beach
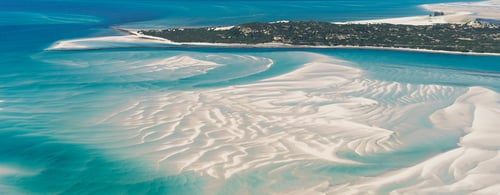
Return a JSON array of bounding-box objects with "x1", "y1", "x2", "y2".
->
[
  {"x1": 47, "y1": 31, "x2": 500, "y2": 56},
  {"x1": 334, "y1": 12, "x2": 474, "y2": 25}
]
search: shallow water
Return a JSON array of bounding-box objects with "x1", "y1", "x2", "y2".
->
[{"x1": 1, "y1": 0, "x2": 499, "y2": 194}]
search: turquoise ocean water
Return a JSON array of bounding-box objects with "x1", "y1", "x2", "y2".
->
[{"x1": 1, "y1": 0, "x2": 499, "y2": 194}]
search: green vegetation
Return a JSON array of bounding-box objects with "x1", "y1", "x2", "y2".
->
[{"x1": 139, "y1": 21, "x2": 500, "y2": 53}]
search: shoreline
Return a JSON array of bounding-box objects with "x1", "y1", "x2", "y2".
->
[
  {"x1": 48, "y1": 28, "x2": 500, "y2": 56},
  {"x1": 107, "y1": 27, "x2": 500, "y2": 56}
]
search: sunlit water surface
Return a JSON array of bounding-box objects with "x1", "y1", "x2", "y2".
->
[{"x1": 1, "y1": 0, "x2": 498, "y2": 194}]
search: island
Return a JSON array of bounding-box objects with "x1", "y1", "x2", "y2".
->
[{"x1": 137, "y1": 21, "x2": 500, "y2": 53}]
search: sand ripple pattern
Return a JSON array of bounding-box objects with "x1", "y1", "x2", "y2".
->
[
  {"x1": 323, "y1": 87, "x2": 500, "y2": 194},
  {"x1": 77, "y1": 53, "x2": 479, "y2": 186}
]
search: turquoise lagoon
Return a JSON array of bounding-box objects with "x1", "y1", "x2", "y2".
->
[{"x1": 1, "y1": 0, "x2": 499, "y2": 194}]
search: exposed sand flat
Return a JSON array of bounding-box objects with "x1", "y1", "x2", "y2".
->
[
  {"x1": 337, "y1": 0, "x2": 500, "y2": 25},
  {"x1": 335, "y1": 12, "x2": 474, "y2": 25},
  {"x1": 340, "y1": 0, "x2": 500, "y2": 25},
  {"x1": 46, "y1": 35, "x2": 177, "y2": 50},
  {"x1": 422, "y1": 0, "x2": 500, "y2": 20}
]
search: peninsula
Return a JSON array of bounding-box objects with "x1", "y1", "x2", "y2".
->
[{"x1": 137, "y1": 21, "x2": 500, "y2": 53}]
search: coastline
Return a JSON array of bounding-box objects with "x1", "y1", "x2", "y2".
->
[
  {"x1": 156, "y1": 40, "x2": 500, "y2": 57},
  {"x1": 17, "y1": 0, "x2": 500, "y2": 194},
  {"x1": 116, "y1": 28, "x2": 500, "y2": 56},
  {"x1": 45, "y1": 27, "x2": 500, "y2": 56}
]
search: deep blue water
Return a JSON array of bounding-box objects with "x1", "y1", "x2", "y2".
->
[{"x1": 1, "y1": 0, "x2": 498, "y2": 194}]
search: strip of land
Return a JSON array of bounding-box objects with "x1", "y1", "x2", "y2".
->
[
  {"x1": 136, "y1": 21, "x2": 500, "y2": 54},
  {"x1": 47, "y1": 0, "x2": 500, "y2": 55}
]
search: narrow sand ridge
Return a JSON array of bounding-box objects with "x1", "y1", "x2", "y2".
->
[
  {"x1": 47, "y1": 35, "x2": 176, "y2": 50},
  {"x1": 47, "y1": 52, "x2": 483, "y2": 192}
]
